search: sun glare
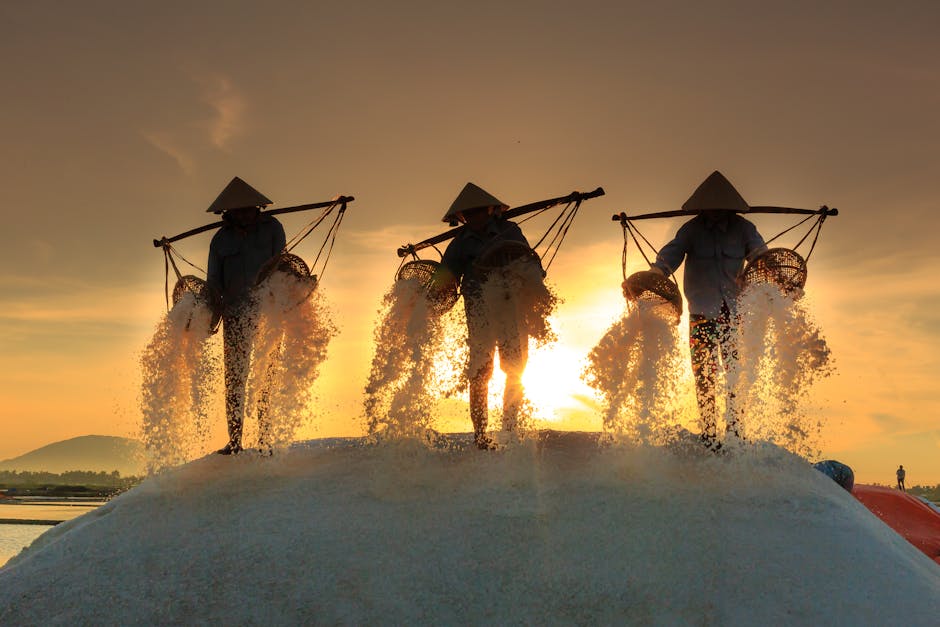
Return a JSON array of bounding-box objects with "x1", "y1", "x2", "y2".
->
[{"x1": 486, "y1": 342, "x2": 595, "y2": 422}]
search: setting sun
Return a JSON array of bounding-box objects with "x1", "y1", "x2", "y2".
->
[{"x1": 485, "y1": 342, "x2": 598, "y2": 424}]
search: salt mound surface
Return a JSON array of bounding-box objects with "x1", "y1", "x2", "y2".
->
[{"x1": 2, "y1": 433, "x2": 939, "y2": 625}]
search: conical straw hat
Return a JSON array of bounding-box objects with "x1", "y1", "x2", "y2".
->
[
  {"x1": 681, "y1": 171, "x2": 749, "y2": 213},
  {"x1": 206, "y1": 177, "x2": 274, "y2": 213},
  {"x1": 441, "y1": 182, "x2": 508, "y2": 223}
]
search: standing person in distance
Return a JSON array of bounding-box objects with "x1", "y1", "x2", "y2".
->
[
  {"x1": 206, "y1": 177, "x2": 286, "y2": 455},
  {"x1": 650, "y1": 171, "x2": 767, "y2": 452},
  {"x1": 897, "y1": 465, "x2": 906, "y2": 491}
]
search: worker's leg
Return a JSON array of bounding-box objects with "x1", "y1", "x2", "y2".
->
[
  {"x1": 690, "y1": 315, "x2": 720, "y2": 446},
  {"x1": 498, "y1": 332, "x2": 529, "y2": 433},
  {"x1": 221, "y1": 311, "x2": 253, "y2": 454},
  {"x1": 466, "y1": 303, "x2": 497, "y2": 449},
  {"x1": 715, "y1": 305, "x2": 743, "y2": 438},
  {"x1": 468, "y1": 351, "x2": 495, "y2": 448}
]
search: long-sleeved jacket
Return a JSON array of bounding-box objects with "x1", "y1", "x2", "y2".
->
[
  {"x1": 653, "y1": 214, "x2": 766, "y2": 318},
  {"x1": 207, "y1": 215, "x2": 286, "y2": 313},
  {"x1": 440, "y1": 217, "x2": 530, "y2": 302}
]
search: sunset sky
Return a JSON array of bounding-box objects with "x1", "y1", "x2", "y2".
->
[{"x1": 2, "y1": 2, "x2": 938, "y2": 483}]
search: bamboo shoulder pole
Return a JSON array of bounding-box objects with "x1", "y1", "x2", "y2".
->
[
  {"x1": 611, "y1": 205, "x2": 837, "y2": 223},
  {"x1": 397, "y1": 187, "x2": 604, "y2": 258},
  {"x1": 153, "y1": 196, "x2": 355, "y2": 248}
]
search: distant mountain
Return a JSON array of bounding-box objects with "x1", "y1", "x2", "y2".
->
[{"x1": 0, "y1": 435, "x2": 145, "y2": 476}]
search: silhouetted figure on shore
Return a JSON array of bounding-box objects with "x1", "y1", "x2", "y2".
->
[
  {"x1": 651, "y1": 172, "x2": 766, "y2": 451},
  {"x1": 206, "y1": 177, "x2": 285, "y2": 455},
  {"x1": 436, "y1": 183, "x2": 533, "y2": 450},
  {"x1": 897, "y1": 465, "x2": 906, "y2": 491}
]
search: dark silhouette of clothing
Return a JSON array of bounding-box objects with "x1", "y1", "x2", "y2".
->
[
  {"x1": 207, "y1": 213, "x2": 285, "y2": 452},
  {"x1": 689, "y1": 303, "x2": 741, "y2": 441},
  {"x1": 440, "y1": 216, "x2": 531, "y2": 446},
  {"x1": 653, "y1": 213, "x2": 765, "y2": 447},
  {"x1": 208, "y1": 214, "x2": 286, "y2": 315},
  {"x1": 654, "y1": 214, "x2": 765, "y2": 319},
  {"x1": 897, "y1": 465, "x2": 906, "y2": 491}
]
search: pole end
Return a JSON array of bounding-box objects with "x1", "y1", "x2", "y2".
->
[{"x1": 397, "y1": 244, "x2": 413, "y2": 258}]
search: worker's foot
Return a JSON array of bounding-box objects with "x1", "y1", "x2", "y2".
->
[
  {"x1": 474, "y1": 433, "x2": 498, "y2": 451},
  {"x1": 723, "y1": 426, "x2": 746, "y2": 448},
  {"x1": 215, "y1": 442, "x2": 243, "y2": 455},
  {"x1": 725, "y1": 421, "x2": 745, "y2": 440},
  {"x1": 700, "y1": 432, "x2": 723, "y2": 455},
  {"x1": 256, "y1": 437, "x2": 273, "y2": 457}
]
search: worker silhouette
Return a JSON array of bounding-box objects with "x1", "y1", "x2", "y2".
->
[
  {"x1": 651, "y1": 171, "x2": 767, "y2": 451},
  {"x1": 206, "y1": 177, "x2": 286, "y2": 455},
  {"x1": 436, "y1": 183, "x2": 536, "y2": 449}
]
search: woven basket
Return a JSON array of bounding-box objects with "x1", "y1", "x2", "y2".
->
[
  {"x1": 740, "y1": 247, "x2": 807, "y2": 295},
  {"x1": 254, "y1": 252, "x2": 319, "y2": 310},
  {"x1": 396, "y1": 259, "x2": 459, "y2": 315},
  {"x1": 256, "y1": 252, "x2": 315, "y2": 284},
  {"x1": 171, "y1": 275, "x2": 221, "y2": 333},
  {"x1": 622, "y1": 270, "x2": 683, "y2": 322},
  {"x1": 172, "y1": 275, "x2": 215, "y2": 307}
]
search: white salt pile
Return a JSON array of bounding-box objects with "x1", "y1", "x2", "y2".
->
[{"x1": 1, "y1": 435, "x2": 938, "y2": 625}]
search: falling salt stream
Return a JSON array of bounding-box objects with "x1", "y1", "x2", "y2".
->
[
  {"x1": 139, "y1": 293, "x2": 220, "y2": 472},
  {"x1": 583, "y1": 283, "x2": 833, "y2": 456},
  {"x1": 364, "y1": 257, "x2": 558, "y2": 440},
  {"x1": 362, "y1": 278, "x2": 465, "y2": 439},
  {"x1": 730, "y1": 283, "x2": 833, "y2": 458},
  {"x1": 139, "y1": 272, "x2": 336, "y2": 472},
  {"x1": 584, "y1": 300, "x2": 692, "y2": 444},
  {"x1": 246, "y1": 272, "x2": 337, "y2": 449}
]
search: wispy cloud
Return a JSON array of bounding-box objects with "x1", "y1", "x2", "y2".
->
[
  {"x1": 199, "y1": 75, "x2": 245, "y2": 150},
  {"x1": 870, "y1": 412, "x2": 907, "y2": 433},
  {"x1": 141, "y1": 130, "x2": 196, "y2": 176},
  {"x1": 140, "y1": 72, "x2": 246, "y2": 174}
]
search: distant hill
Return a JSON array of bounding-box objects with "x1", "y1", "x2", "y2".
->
[{"x1": 0, "y1": 435, "x2": 144, "y2": 477}]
